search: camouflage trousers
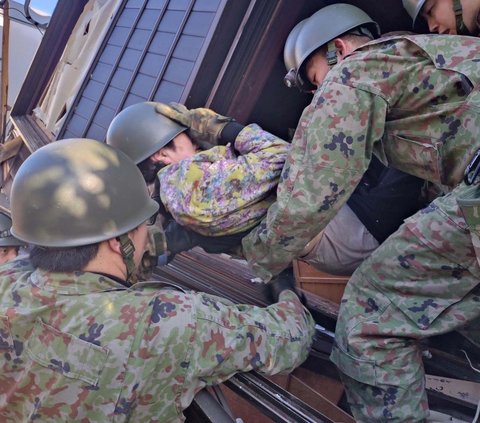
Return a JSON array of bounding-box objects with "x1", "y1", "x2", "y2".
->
[{"x1": 331, "y1": 182, "x2": 480, "y2": 422}]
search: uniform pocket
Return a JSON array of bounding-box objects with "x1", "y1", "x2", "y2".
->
[
  {"x1": 26, "y1": 318, "x2": 109, "y2": 387},
  {"x1": 331, "y1": 334, "x2": 423, "y2": 388},
  {"x1": 381, "y1": 133, "x2": 443, "y2": 185},
  {"x1": 331, "y1": 342, "x2": 377, "y2": 384},
  {"x1": 376, "y1": 190, "x2": 480, "y2": 330}
]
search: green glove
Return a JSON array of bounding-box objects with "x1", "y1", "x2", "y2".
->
[{"x1": 155, "y1": 102, "x2": 234, "y2": 150}]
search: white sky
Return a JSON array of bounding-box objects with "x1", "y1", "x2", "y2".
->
[{"x1": 18, "y1": 0, "x2": 57, "y2": 15}]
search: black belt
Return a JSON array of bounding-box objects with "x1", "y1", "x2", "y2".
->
[{"x1": 464, "y1": 149, "x2": 480, "y2": 185}]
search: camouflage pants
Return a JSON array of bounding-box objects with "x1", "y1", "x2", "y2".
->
[{"x1": 331, "y1": 182, "x2": 480, "y2": 422}]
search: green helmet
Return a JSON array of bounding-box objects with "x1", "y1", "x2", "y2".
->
[
  {"x1": 283, "y1": 19, "x2": 307, "y2": 87},
  {"x1": 283, "y1": 3, "x2": 380, "y2": 91},
  {"x1": 106, "y1": 102, "x2": 187, "y2": 164},
  {"x1": 0, "y1": 212, "x2": 25, "y2": 247},
  {"x1": 10, "y1": 138, "x2": 159, "y2": 247}
]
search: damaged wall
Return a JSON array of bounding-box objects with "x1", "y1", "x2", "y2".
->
[{"x1": 33, "y1": 0, "x2": 121, "y2": 135}]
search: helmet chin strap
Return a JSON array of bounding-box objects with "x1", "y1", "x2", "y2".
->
[
  {"x1": 453, "y1": 0, "x2": 472, "y2": 35},
  {"x1": 326, "y1": 26, "x2": 374, "y2": 69},
  {"x1": 118, "y1": 234, "x2": 137, "y2": 285},
  {"x1": 326, "y1": 41, "x2": 338, "y2": 67}
]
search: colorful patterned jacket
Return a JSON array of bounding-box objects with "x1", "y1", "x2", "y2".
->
[
  {"x1": 242, "y1": 34, "x2": 480, "y2": 281},
  {"x1": 0, "y1": 259, "x2": 314, "y2": 422},
  {"x1": 158, "y1": 124, "x2": 289, "y2": 236}
]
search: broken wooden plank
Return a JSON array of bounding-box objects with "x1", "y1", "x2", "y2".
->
[
  {"x1": 10, "y1": 115, "x2": 51, "y2": 152},
  {"x1": 0, "y1": 136, "x2": 23, "y2": 163}
]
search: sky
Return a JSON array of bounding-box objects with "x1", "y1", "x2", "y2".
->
[{"x1": 20, "y1": 0, "x2": 58, "y2": 15}]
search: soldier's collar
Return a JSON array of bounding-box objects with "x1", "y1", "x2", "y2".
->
[
  {"x1": 32, "y1": 268, "x2": 131, "y2": 294},
  {"x1": 93, "y1": 271, "x2": 131, "y2": 288}
]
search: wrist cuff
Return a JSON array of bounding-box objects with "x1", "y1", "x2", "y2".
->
[{"x1": 220, "y1": 122, "x2": 244, "y2": 145}]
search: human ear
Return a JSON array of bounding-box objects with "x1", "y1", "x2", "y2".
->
[
  {"x1": 151, "y1": 149, "x2": 172, "y2": 165},
  {"x1": 334, "y1": 38, "x2": 349, "y2": 60},
  {"x1": 150, "y1": 150, "x2": 163, "y2": 163},
  {"x1": 108, "y1": 237, "x2": 122, "y2": 254}
]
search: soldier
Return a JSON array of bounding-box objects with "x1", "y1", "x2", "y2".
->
[
  {"x1": 231, "y1": 3, "x2": 478, "y2": 421},
  {"x1": 282, "y1": 15, "x2": 426, "y2": 275},
  {"x1": 403, "y1": 0, "x2": 480, "y2": 35},
  {"x1": 0, "y1": 138, "x2": 315, "y2": 422},
  {"x1": 0, "y1": 212, "x2": 26, "y2": 264}
]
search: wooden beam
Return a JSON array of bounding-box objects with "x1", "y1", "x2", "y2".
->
[
  {"x1": 208, "y1": 0, "x2": 306, "y2": 122},
  {"x1": 0, "y1": 0, "x2": 10, "y2": 141},
  {"x1": 0, "y1": 135, "x2": 22, "y2": 162}
]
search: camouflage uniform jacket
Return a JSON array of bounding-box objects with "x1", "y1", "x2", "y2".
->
[
  {"x1": 0, "y1": 259, "x2": 315, "y2": 422},
  {"x1": 158, "y1": 124, "x2": 289, "y2": 236},
  {"x1": 243, "y1": 34, "x2": 480, "y2": 281}
]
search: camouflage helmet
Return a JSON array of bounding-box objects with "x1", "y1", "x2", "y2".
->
[
  {"x1": 10, "y1": 139, "x2": 159, "y2": 247},
  {"x1": 402, "y1": 0, "x2": 426, "y2": 25},
  {"x1": 283, "y1": 3, "x2": 380, "y2": 91},
  {"x1": 106, "y1": 102, "x2": 187, "y2": 164},
  {"x1": 0, "y1": 212, "x2": 25, "y2": 247}
]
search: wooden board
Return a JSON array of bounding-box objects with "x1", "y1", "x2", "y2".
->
[{"x1": 293, "y1": 260, "x2": 349, "y2": 305}]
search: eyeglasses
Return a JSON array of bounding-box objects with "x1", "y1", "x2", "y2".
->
[{"x1": 146, "y1": 211, "x2": 159, "y2": 226}]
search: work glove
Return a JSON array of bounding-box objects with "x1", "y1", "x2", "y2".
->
[
  {"x1": 155, "y1": 102, "x2": 235, "y2": 150},
  {"x1": 165, "y1": 221, "x2": 251, "y2": 258},
  {"x1": 163, "y1": 220, "x2": 199, "y2": 261},
  {"x1": 139, "y1": 221, "x2": 249, "y2": 279},
  {"x1": 139, "y1": 222, "x2": 194, "y2": 279},
  {"x1": 265, "y1": 267, "x2": 306, "y2": 305}
]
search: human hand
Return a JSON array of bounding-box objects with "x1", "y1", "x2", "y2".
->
[
  {"x1": 265, "y1": 267, "x2": 305, "y2": 304},
  {"x1": 155, "y1": 102, "x2": 234, "y2": 150}
]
